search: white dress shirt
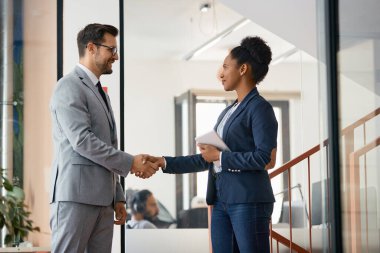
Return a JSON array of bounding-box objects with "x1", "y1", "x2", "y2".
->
[
  {"x1": 214, "y1": 102, "x2": 240, "y2": 173},
  {"x1": 77, "y1": 63, "x2": 99, "y2": 86}
]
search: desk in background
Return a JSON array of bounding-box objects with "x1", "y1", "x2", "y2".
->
[{"x1": 0, "y1": 247, "x2": 50, "y2": 253}]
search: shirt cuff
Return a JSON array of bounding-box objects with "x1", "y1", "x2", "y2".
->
[
  {"x1": 213, "y1": 152, "x2": 222, "y2": 168},
  {"x1": 162, "y1": 157, "x2": 167, "y2": 170}
]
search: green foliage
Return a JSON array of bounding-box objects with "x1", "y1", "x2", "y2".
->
[{"x1": 0, "y1": 170, "x2": 39, "y2": 246}]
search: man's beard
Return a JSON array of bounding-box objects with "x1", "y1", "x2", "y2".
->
[
  {"x1": 95, "y1": 57, "x2": 113, "y2": 75},
  {"x1": 144, "y1": 213, "x2": 158, "y2": 222},
  {"x1": 103, "y1": 68, "x2": 113, "y2": 75},
  {"x1": 99, "y1": 63, "x2": 112, "y2": 75}
]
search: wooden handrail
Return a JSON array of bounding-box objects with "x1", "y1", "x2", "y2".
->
[
  {"x1": 271, "y1": 230, "x2": 309, "y2": 253},
  {"x1": 268, "y1": 142, "x2": 324, "y2": 253},
  {"x1": 351, "y1": 136, "x2": 380, "y2": 157},
  {"x1": 268, "y1": 107, "x2": 379, "y2": 253},
  {"x1": 270, "y1": 107, "x2": 379, "y2": 179},
  {"x1": 340, "y1": 108, "x2": 380, "y2": 250},
  {"x1": 269, "y1": 143, "x2": 321, "y2": 179},
  {"x1": 269, "y1": 140, "x2": 328, "y2": 179},
  {"x1": 348, "y1": 136, "x2": 380, "y2": 252},
  {"x1": 341, "y1": 107, "x2": 380, "y2": 135}
]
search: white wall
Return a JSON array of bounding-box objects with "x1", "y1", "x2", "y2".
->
[
  {"x1": 63, "y1": 0, "x2": 121, "y2": 136},
  {"x1": 123, "y1": 60, "x2": 182, "y2": 216},
  {"x1": 123, "y1": 55, "x2": 323, "y2": 207},
  {"x1": 123, "y1": 60, "x2": 225, "y2": 216}
]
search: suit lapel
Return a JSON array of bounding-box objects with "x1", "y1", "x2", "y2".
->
[
  {"x1": 222, "y1": 88, "x2": 259, "y2": 140},
  {"x1": 74, "y1": 67, "x2": 114, "y2": 128},
  {"x1": 102, "y1": 90, "x2": 116, "y2": 131},
  {"x1": 108, "y1": 97, "x2": 117, "y2": 132}
]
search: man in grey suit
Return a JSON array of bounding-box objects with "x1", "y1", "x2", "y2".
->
[{"x1": 49, "y1": 23, "x2": 157, "y2": 252}]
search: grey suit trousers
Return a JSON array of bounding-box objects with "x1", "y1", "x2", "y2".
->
[{"x1": 50, "y1": 201, "x2": 114, "y2": 253}]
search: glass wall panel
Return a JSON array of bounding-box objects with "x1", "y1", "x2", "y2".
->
[
  {"x1": 123, "y1": 0, "x2": 331, "y2": 252},
  {"x1": 0, "y1": 0, "x2": 57, "y2": 247},
  {"x1": 338, "y1": 1, "x2": 380, "y2": 252},
  {"x1": 315, "y1": 0, "x2": 332, "y2": 251}
]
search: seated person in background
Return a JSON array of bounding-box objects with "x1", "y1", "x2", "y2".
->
[{"x1": 126, "y1": 189, "x2": 159, "y2": 229}]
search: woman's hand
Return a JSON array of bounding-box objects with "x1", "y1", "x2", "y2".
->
[{"x1": 198, "y1": 144, "x2": 220, "y2": 163}]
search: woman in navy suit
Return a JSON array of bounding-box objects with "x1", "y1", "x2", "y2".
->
[{"x1": 151, "y1": 36, "x2": 277, "y2": 253}]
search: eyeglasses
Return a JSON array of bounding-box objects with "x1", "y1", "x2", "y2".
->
[{"x1": 93, "y1": 43, "x2": 118, "y2": 55}]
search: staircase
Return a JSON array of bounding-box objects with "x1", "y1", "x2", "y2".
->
[{"x1": 269, "y1": 108, "x2": 380, "y2": 252}]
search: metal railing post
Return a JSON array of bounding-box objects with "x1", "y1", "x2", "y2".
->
[{"x1": 0, "y1": 0, "x2": 14, "y2": 246}]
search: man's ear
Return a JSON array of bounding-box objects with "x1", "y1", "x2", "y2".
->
[{"x1": 86, "y1": 42, "x2": 96, "y2": 55}]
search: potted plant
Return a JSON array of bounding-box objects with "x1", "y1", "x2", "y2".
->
[{"x1": 0, "y1": 170, "x2": 39, "y2": 246}]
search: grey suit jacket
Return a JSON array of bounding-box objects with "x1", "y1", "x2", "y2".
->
[{"x1": 50, "y1": 66, "x2": 133, "y2": 206}]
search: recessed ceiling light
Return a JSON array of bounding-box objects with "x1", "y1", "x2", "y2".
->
[{"x1": 200, "y1": 3, "x2": 211, "y2": 13}]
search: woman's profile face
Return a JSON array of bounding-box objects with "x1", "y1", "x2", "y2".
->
[{"x1": 219, "y1": 54, "x2": 241, "y2": 91}]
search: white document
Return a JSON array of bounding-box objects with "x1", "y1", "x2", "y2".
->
[{"x1": 195, "y1": 130, "x2": 230, "y2": 151}]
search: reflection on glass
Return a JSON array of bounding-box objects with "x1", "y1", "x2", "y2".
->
[{"x1": 338, "y1": 0, "x2": 380, "y2": 251}]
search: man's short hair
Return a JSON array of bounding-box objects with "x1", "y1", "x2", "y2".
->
[{"x1": 77, "y1": 23, "x2": 118, "y2": 57}]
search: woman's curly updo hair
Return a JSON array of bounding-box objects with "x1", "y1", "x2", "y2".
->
[{"x1": 230, "y1": 36, "x2": 272, "y2": 84}]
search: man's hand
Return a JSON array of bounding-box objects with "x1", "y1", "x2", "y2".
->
[
  {"x1": 133, "y1": 155, "x2": 165, "y2": 178},
  {"x1": 198, "y1": 144, "x2": 220, "y2": 163},
  {"x1": 114, "y1": 202, "x2": 127, "y2": 225},
  {"x1": 131, "y1": 154, "x2": 160, "y2": 179}
]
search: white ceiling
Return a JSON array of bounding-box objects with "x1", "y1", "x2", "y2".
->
[
  {"x1": 123, "y1": 0, "x2": 379, "y2": 96},
  {"x1": 124, "y1": 0, "x2": 301, "y2": 62}
]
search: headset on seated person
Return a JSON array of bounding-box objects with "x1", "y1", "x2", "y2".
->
[{"x1": 130, "y1": 189, "x2": 152, "y2": 215}]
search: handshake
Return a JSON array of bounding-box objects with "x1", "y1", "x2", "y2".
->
[
  {"x1": 129, "y1": 144, "x2": 223, "y2": 179},
  {"x1": 128, "y1": 145, "x2": 277, "y2": 179},
  {"x1": 130, "y1": 154, "x2": 165, "y2": 179}
]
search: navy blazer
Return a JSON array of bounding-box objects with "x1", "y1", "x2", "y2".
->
[{"x1": 164, "y1": 88, "x2": 278, "y2": 205}]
